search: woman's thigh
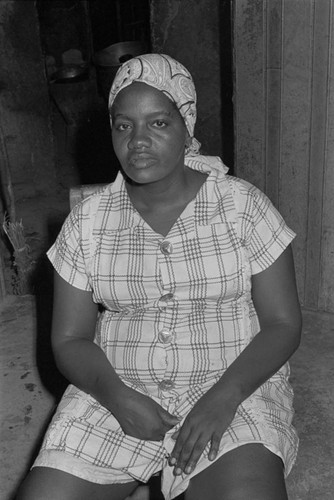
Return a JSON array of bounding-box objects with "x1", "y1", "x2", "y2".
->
[
  {"x1": 185, "y1": 444, "x2": 288, "y2": 500},
  {"x1": 16, "y1": 466, "x2": 139, "y2": 500}
]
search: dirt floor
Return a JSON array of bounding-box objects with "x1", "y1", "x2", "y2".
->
[{"x1": 1, "y1": 295, "x2": 334, "y2": 500}]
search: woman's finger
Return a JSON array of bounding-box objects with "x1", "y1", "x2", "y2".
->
[
  {"x1": 168, "y1": 426, "x2": 191, "y2": 467},
  {"x1": 179, "y1": 434, "x2": 207, "y2": 474},
  {"x1": 208, "y1": 432, "x2": 221, "y2": 461},
  {"x1": 171, "y1": 429, "x2": 223, "y2": 474},
  {"x1": 171, "y1": 428, "x2": 206, "y2": 475}
]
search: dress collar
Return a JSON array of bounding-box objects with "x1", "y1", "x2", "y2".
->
[{"x1": 98, "y1": 156, "x2": 236, "y2": 231}]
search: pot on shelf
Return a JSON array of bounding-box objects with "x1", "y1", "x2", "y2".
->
[{"x1": 93, "y1": 41, "x2": 148, "y2": 101}]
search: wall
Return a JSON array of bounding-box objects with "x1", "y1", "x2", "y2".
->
[
  {"x1": 0, "y1": 1, "x2": 57, "y2": 293},
  {"x1": 0, "y1": 0, "x2": 233, "y2": 298},
  {"x1": 233, "y1": 0, "x2": 334, "y2": 313},
  {"x1": 149, "y1": 0, "x2": 226, "y2": 160},
  {"x1": 0, "y1": 1, "x2": 107, "y2": 296},
  {"x1": 0, "y1": 2, "x2": 56, "y2": 200}
]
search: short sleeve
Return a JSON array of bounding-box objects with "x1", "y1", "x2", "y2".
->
[
  {"x1": 235, "y1": 179, "x2": 296, "y2": 275},
  {"x1": 47, "y1": 203, "x2": 91, "y2": 291}
]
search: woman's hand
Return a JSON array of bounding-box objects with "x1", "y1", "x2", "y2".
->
[
  {"x1": 51, "y1": 273, "x2": 179, "y2": 442},
  {"x1": 169, "y1": 246, "x2": 302, "y2": 476},
  {"x1": 169, "y1": 384, "x2": 238, "y2": 475},
  {"x1": 113, "y1": 385, "x2": 180, "y2": 441}
]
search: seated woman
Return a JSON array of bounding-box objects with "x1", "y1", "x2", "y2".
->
[{"x1": 17, "y1": 53, "x2": 302, "y2": 500}]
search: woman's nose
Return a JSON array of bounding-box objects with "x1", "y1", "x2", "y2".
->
[{"x1": 128, "y1": 126, "x2": 151, "y2": 149}]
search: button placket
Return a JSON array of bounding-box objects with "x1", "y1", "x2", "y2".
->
[{"x1": 157, "y1": 238, "x2": 175, "y2": 305}]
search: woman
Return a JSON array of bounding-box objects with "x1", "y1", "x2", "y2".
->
[{"x1": 18, "y1": 54, "x2": 302, "y2": 500}]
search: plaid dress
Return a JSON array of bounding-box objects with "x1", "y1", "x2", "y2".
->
[{"x1": 37, "y1": 156, "x2": 298, "y2": 499}]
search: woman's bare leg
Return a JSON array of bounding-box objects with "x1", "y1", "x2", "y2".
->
[
  {"x1": 185, "y1": 444, "x2": 288, "y2": 500},
  {"x1": 16, "y1": 467, "x2": 139, "y2": 500}
]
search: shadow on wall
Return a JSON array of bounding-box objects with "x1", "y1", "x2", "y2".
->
[
  {"x1": 29, "y1": 102, "x2": 120, "y2": 401},
  {"x1": 28, "y1": 76, "x2": 121, "y2": 410},
  {"x1": 49, "y1": 74, "x2": 120, "y2": 186},
  {"x1": 73, "y1": 102, "x2": 120, "y2": 185}
]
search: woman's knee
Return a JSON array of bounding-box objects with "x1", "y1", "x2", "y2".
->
[
  {"x1": 185, "y1": 444, "x2": 288, "y2": 500},
  {"x1": 16, "y1": 468, "x2": 58, "y2": 500},
  {"x1": 16, "y1": 466, "x2": 139, "y2": 500},
  {"x1": 16, "y1": 467, "x2": 95, "y2": 500}
]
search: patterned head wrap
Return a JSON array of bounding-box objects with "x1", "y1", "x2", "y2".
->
[{"x1": 108, "y1": 53, "x2": 200, "y2": 155}]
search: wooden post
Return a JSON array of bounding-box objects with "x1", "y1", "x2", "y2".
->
[{"x1": 233, "y1": 0, "x2": 334, "y2": 313}]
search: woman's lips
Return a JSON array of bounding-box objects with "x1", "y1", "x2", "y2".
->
[{"x1": 128, "y1": 154, "x2": 156, "y2": 168}]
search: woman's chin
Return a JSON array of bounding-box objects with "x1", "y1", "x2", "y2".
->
[{"x1": 124, "y1": 165, "x2": 161, "y2": 184}]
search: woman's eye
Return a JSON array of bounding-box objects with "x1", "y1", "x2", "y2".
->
[
  {"x1": 115, "y1": 123, "x2": 131, "y2": 131},
  {"x1": 153, "y1": 120, "x2": 167, "y2": 128}
]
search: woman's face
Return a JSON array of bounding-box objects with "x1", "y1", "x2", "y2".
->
[{"x1": 111, "y1": 82, "x2": 189, "y2": 186}]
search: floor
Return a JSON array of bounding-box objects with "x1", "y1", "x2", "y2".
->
[{"x1": 1, "y1": 295, "x2": 333, "y2": 500}]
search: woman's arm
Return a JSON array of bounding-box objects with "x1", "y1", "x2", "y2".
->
[
  {"x1": 51, "y1": 271, "x2": 126, "y2": 411},
  {"x1": 170, "y1": 245, "x2": 302, "y2": 474},
  {"x1": 215, "y1": 244, "x2": 302, "y2": 405},
  {"x1": 51, "y1": 271, "x2": 179, "y2": 439}
]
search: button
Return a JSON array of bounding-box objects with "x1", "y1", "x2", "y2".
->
[
  {"x1": 158, "y1": 328, "x2": 173, "y2": 343},
  {"x1": 159, "y1": 380, "x2": 175, "y2": 391},
  {"x1": 160, "y1": 293, "x2": 174, "y2": 302},
  {"x1": 160, "y1": 240, "x2": 173, "y2": 255}
]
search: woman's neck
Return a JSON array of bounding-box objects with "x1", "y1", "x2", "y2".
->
[
  {"x1": 125, "y1": 166, "x2": 206, "y2": 211},
  {"x1": 125, "y1": 167, "x2": 207, "y2": 236}
]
